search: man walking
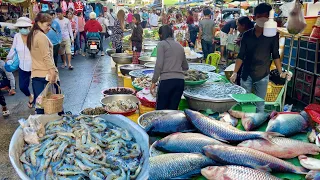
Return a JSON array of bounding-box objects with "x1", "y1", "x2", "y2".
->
[
  {"x1": 149, "y1": 9, "x2": 159, "y2": 29},
  {"x1": 230, "y1": 3, "x2": 291, "y2": 112},
  {"x1": 46, "y1": 10, "x2": 62, "y2": 67},
  {"x1": 56, "y1": 8, "x2": 74, "y2": 70},
  {"x1": 107, "y1": 9, "x2": 116, "y2": 32},
  {"x1": 199, "y1": 8, "x2": 215, "y2": 61}
]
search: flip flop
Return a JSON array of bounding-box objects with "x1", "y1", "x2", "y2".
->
[
  {"x1": 2, "y1": 110, "x2": 10, "y2": 117},
  {"x1": 28, "y1": 95, "x2": 34, "y2": 108},
  {"x1": 69, "y1": 66, "x2": 74, "y2": 70},
  {"x1": 61, "y1": 65, "x2": 66, "y2": 69}
]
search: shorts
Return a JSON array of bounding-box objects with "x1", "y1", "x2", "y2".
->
[
  {"x1": 220, "y1": 31, "x2": 228, "y2": 46},
  {"x1": 59, "y1": 39, "x2": 72, "y2": 55}
]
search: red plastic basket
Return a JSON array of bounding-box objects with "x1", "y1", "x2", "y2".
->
[
  {"x1": 137, "y1": 96, "x2": 156, "y2": 108},
  {"x1": 105, "y1": 108, "x2": 137, "y2": 116}
]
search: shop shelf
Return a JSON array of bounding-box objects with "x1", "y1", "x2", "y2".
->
[
  {"x1": 293, "y1": 68, "x2": 315, "y2": 105},
  {"x1": 297, "y1": 36, "x2": 320, "y2": 74}
]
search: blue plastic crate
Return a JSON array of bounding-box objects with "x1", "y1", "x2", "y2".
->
[
  {"x1": 284, "y1": 37, "x2": 298, "y2": 47},
  {"x1": 283, "y1": 47, "x2": 297, "y2": 66}
]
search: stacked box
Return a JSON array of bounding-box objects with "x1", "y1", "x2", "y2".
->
[
  {"x1": 297, "y1": 37, "x2": 320, "y2": 74},
  {"x1": 293, "y1": 68, "x2": 315, "y2": 105},
  {"x1": 282, "y1": 36, "x2": 299, "y2": 67}
]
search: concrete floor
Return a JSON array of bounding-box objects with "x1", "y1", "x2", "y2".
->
[{"x1": 0, "y1": 50, "x2": 118, "y2": 179}]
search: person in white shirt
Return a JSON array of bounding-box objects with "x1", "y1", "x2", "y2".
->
[
  {"x1": 6, "y1": 17, "x2": 33, "y2": 107},
  {"x1": 97, "y1": 13, "x2": 109, "y2": 56},
  {"x1": 149, "y1": 10, "x2": 159, "y2": 29},
  {"x1": 56, "y1": 8, "x2": 74, "y2": 70},
  {"x1": 107, "y1": 8, "x2": 116, "y2": 30}
]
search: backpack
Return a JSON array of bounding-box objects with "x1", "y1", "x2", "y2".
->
[{"x1": 0, "y1": 68, "x2": 9, "y2": 88}]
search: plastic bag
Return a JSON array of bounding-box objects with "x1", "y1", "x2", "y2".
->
[
  {"x1": 36, "y1": 83, "x2": 57, "y2": 109},
  {"x1": 27, "y1": 115, "x2": 45, "y2": 138},
  {"x1": 305, "y1": 104, "x2": 320, "y2": 124},
  {"x1": 4, "y1": 48, "x2": 19, "y2": 72},
  {"x1": 23, "y1": 127, "x2": 39, "y2": 145},
  {"x1": 286, "y1": 0, "x2": 307, "y2": 34}
]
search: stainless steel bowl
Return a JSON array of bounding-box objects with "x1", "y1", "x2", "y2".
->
[
  {"x1": 143, "y1": 46, "x2": 156, "y2": 52},
  {"x1": 184, "y1": 96, "x2": 237, "y2": 113},
  {"x1": 119, "y1": 64, "x2": 145, "y2": 76},
  {"x1": 100, "y1": 94, "x2": 139, "y2": 107},
  {"x1": 143, "y1": 41, "x2": 159, "y2": 46},
  {"x1": 106, "y1": 49, "x2": 116, "y2": 56},
  {"x1": 137, "y1": 110, "x2": 181, "y2": 129},
  {"x1": 111, "y1": 53, "x2": 133, "y2": 64},
  {"x1": 144, "y1": 62, "x2": 156, "y2": 68},
  {"x1": 139, "y1": 56, "x2": 157, "y2": 65}
]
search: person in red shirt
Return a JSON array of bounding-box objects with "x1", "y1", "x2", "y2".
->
[{"x1": 83, "y1": 12, "x2": 103, "y2": 55}]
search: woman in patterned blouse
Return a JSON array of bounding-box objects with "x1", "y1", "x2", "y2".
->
[{"x1": 111, "y1": 10, "x2": 125, "y2": 53}]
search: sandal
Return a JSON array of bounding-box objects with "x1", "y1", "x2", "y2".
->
[
  {"x1": 28, "y1": 95, "x2": 34, "y2": 108},
  {"x1": 61, "y1": 65, "x2": 67, "y2": 69},
  {"x1": 68, "y1": 66, "x2": 74, "y2": 70},
  {"x1": 3, "y1": 110, "x2": 10, "y2": 117},
  {"x1": 9, "y1": 89, "x2": 16, "y2": 96}
]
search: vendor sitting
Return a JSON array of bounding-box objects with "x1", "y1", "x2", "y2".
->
[{"x1": 83, "y1": 12, "x2": 102, "y2": 55}]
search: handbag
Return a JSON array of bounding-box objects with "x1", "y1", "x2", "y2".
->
[{"x1": 4, "y1": 48, "x2": 19, "y2": 72}]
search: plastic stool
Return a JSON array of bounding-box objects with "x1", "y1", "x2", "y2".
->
[
  {"x1": 230, "y1": 93, "x2": 265, "y2": 113},
  {"x1": 205, "y1": 53, "x2": 221, "y2": 73}
]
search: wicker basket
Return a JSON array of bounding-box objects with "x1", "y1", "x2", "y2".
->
[
  {"x1": 42, "y1": 83, "x2": 64, "y2": 114},
  {"x1": 265, "y1": 82, "x2": 283, "y2": 102}
]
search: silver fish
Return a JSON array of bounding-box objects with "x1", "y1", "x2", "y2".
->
[
  {"x1": 266, "y1": 112, "x2": 309, "y2": 136},
  {"x1": 219, "y1": 112, "x2": 238, "y2": 127},
  {"x1": 238, "y1": 111, "x2": 269, "y2": 131},
  {"x1": 306, "y1": 170, "x2": 320, "y2": 180},
  {"x1": 185, "y1": 109, "x2": 282, "y2": 142},
  {"x1": 201, "y1": 165, "x2": 281, "y2": 180},
  {"x1": 154, "y1": 132, "x2": 225, "y2": 153},
  {"x1": 299, "y1": 155, "x2": 320, "y2": 170},
  {"x1": 203, "y1": 145, "x2": 308, "y2": 174},
  {"x1": 238, "y1": 137, "x2": 320, "y2": 159},
  {"x1": 149, "y1": 153, "x2": 217, "y2": 180},
  {"x1": 145, "y1": 112, "x2": 195, "y2": 134}
]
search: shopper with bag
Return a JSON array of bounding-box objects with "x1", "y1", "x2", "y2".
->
[
  {"x1": 27, "y1": 13, "x2": 62, "y2": 115},
  {"x1": 97, "y1": 12, "x2": 109, "y2": 56},
  {"x1": 0, "y1": 68, "x2": 9, "y2": 117},
  {"x1": 229, "y1": 3, "x2": 291, "y2": 113},
  {"x1": 6, "y1": 17, "x2": 34, "y2": 107},
  {"x1": 130, "y1": 14, "x2": 143, "y2": 64}
]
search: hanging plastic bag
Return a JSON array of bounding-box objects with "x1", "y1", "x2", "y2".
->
[
  {"x1": 27, "y1": 115, "x2": 45, "y2": 138},
  {"x1": 286, "y1": 0, "x2": 307, "y2": 34},
  {"x1": 4, "y1": 48, "x2": 19, "y2": 72},
  {"x1": 35, "y1": 83, "x2": 57, "y2": 109}
]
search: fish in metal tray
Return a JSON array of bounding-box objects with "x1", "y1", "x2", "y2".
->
[
  {"x1": 203, "y1": 145, "x2": 308, "y2": 174},
  {"x1": 229, "y1": 110, "x2": 270, "y2": 131},
  {"x1": 306, "y1": 170, "x2": 320, "y2": 180},
  {"x1": 238, "y1": 137, "x2": 320, "y2": 159},
  {"x1": 201, "y1": 165, "x2": 281, "y2": 180},
  {"x1": 149, "y1": 153, "x2": 218, "y2": 180},
  {"x1": 144, "y1": 112, "x2": 195, "y2": 134},
  {"x1": 154, "y1": 132, "x2": 225, "y2": 153},
  {"x1": 299, "y1": 155, "x2": 320, "y2": 170},
  {"x1": 266, "y1": 111, "x2": 309, "y2": 136},
  {"x1": 185, "y1": 109, "x2": 282, "y2": 142}
]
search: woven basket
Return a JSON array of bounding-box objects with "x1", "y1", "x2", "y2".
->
[{"x1": 42, "y1": 83, "x2": 64, "y2": 114}]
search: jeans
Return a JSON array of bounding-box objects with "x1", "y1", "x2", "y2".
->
[
  {"x1": 0, "y1": 91, "x2": 6, "y2": 106},
  {"x1": 156, "y1": 79, "x2": 184, "y2": 110},
  {"x1": 201, "y1": 39, "x2": 214, "y2": 60},
  {"x1": 241, "y1": 75, "x2": 269, "y2": 113},
  {"x1": 141, "y1": 21, "x2": 147, "y2": 28},
  {"x1": 75, "y1": 32, "x2": 80, "y2": 52},
  {"x1": 19, "y1": 68, "x2": 31, "y2": 97},
  {"x1": 32, "y1": 77, "x2": 62, "y2": 114},
  {"x1": 53, "y1": 44, "x2": 60, "y2": 67},
  {"x1": 79, "y1": 31, "x2": 86, "y2": 49},
  {"x1": 100, "y1": 32, "x2": 106, "y2": 52}
]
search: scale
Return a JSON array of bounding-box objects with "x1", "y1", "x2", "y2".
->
[{"x1": 230, "y1": 93, "x2": 265, "y2": 113}]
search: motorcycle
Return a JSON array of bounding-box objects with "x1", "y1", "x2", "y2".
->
[{"x1": 86, "y1": 36, "x2": 100, "y2": 58}]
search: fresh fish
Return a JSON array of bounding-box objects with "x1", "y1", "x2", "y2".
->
[
  {"x1": 266, "y1": 112, "x2": 309, "y2": 136},
  {"x1": 219, "y1": 112, "x2": 238, "y2": 127},
  {"x1": 185, "y1": 109, "x2": 282, "y2": 142},
  {"x1": 203, "y1": 145, "x2": 308, "y2": 174},
  {"x1": 145, "y1": 112, "x2": 195, "y2": 134},
  {"x1": 309, "y1": 129, "x2": 317, "y2": 143},
  {"x1": 306, "y1": 170, "x2": 320, "y2": 180},
  {"x1": 201, "y1": 165, "x2": 281, "y2": 180},
  {"x1": 299, "y1": 155, "x2": 320, "y2": 170},
  {"x1": 149, "y1": 153, "x2": 217, "y2": 180},
  {"x1": 154, "y1": 132, "x2": 225, "y2": 153},
  {"x1": 239, "y1": 111, "x2": 270, "y2": 131},
  {"x1": 238, "y1": 137, "x2": 320, "y2": 159}
]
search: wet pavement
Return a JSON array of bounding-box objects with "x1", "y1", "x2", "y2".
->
[{"x1": 0, "y1": 45, "x2": 118, "y2": 179}]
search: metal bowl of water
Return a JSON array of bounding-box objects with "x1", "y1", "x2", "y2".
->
[
  {"x1": 144, "y1": 62, "x2": 156, "y2": 68},
  {"x1": 119, "y1": 64, "x2": 145, "y2": 76},
  {"x1": 111, "y1": 53, "x2": 132, "y2": 64},
  {"x1": 139, "y1": 56, "x2": 157, "y2": 65},
  {"x1": 106, "y1": 49, "x2": 116, "y2": 56}
]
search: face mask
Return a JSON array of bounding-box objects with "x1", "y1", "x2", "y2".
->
[
  {"x1": 255, "y1": 17, "x2": 268, "y2": 27},
  {"x1": 19, "y1": 28, "x2": 30, "y2": 35}
]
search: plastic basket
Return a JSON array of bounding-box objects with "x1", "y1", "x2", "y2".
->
[
  {"x1": 185, "y1": 78, "x2": 208, "y2": 86},
  {"x1": 43, "y1": 83, "x2": 64, "y2": 114},
  {"x1": 137, "y1": 96, "x2": 156, "y2": 108},
  {"x1": 132, "y1": 82, "x2": 144, "y2": 91},
  {"x1": 265, "y1": 82, "x2": 283, "y2": 102}
]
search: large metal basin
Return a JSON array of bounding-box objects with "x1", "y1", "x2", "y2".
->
[
  {"x1": 119, "y1": 64, "x2": 145, "y2": 76},
  {"x1": 184, "y1": 96, "x2": 237, "y2": 113},
  {"x1": 139, "y1": 56, "x2": 157, "y2": 65},
  {"x1": 144, "y1": 62, "x2": 156, "y2": 68},
  {"x1": 143, "y1": 46, "x2": 156, "y2": 52},
  {"x1": 106, "y1": 49, "x2": 116, "y2": 56},
  {"x1": 143, "y1": 41, "x2": 159, "y2": 46},
  {"x1": 111, "y1": 53, "x2": 132, "y2": 64},
  {"x1": 137, "y1": 110, "x2": 181, "y2": 129},
  {"x1": 100, "y1": 94, "x2": 140, "y2": 107}
]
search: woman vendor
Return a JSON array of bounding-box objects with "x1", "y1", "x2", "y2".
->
[{"x1": 150, "y1": 25, "x2": 189, "y2": 110}]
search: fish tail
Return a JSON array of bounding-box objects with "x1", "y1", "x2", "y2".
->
[
  {"x1": 260, "y1": 132, "x2": 284, "y2": 141},
  {"x1": 295, "y1": 166, "x2": 309, "y2": 175}
]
